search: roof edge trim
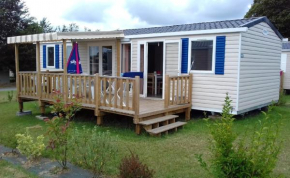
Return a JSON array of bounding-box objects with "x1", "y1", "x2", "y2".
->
[{"x1": 125, "y1": 27, "x2": 248, "y2": 39}]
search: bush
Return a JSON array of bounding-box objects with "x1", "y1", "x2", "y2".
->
[
  {"x1": 46, "y1": 92, "x2": 81, "y2": 169},
  {"x1": 70, "y1": 126, "x2": 117, "y2": 177},
  {"x1": 7, "y1": 91, "x2": 13, "y2": 102},
  {"x1": 196, "y1": 93, "x2": 283, "y2": 178},
  {"x1": 119, "y1": 151, "x2": 154, "y2": 178},
  {"x1": 16, "y1": 128, "x2": 45, "y2": 161}
]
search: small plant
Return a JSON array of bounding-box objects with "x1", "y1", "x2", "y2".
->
[
  {"x1": 196, "y1": 93, "x2": 283, "y2": 178},
  {"x1": 46, "y1": 91, "x2": 81, "y2": 169},
  {"x1": 119, "y1": 151, "x2": 154, "y2": 178},
  {"x1": 16, "y1": 128, "x2": 45, "y2": 161},
  {"x1": 7, "y1": 90, "x2": 13, "y2": 102},
  {"x1": 70, "y1": 126, "x2": 117, "y2": 177}
]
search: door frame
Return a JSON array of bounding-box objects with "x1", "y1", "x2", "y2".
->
[{"x1": 138, "y1": 40, "x2": 165, "y2": 98}]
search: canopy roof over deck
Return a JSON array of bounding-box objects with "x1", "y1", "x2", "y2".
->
[{"x1": 7, "y1": 31, "x2": 124, "y2": 44}]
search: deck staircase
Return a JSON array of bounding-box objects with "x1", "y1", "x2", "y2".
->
[{"x1": 139, "y1": 115, "x2": 186, "y2": 136}]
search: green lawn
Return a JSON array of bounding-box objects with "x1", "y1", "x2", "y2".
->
[
  {"x1": 0, "y1": 160, "x2": 37, "y2": 178},
  {"x1": 0, "y1": 91, "x2": 289, "y2": 178}
]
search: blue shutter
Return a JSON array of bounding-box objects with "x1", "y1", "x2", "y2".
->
[
  {"x1": 62, "y1": 45, "x2": 64, "y2": 69},
  {"x1": 43, "y1": 45, "x2": 46, "y2": 68},
  {"x1": 55, "y1": 45, "x2": 59, "y2": 69},
  {"x1": 181, "y1": 38, "x2": 189, "y2": 73},
  {"x1": 215, "y1": 36, "x2": 226, "y2": 75}
]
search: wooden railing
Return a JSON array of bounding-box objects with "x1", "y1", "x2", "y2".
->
[
  {"x1": 98, "y1": 76, "x2": 140, "y2": 114},
  {"x1": 18, "y1": 72, "x2": 38, "y2": 98},
  {"x1": 164, "y1": 74, "x2": 192, "y2": 108},
  {"x1": 39, "y1": 73, "x2": 64, "y2": 100},
  {"x1": 67, "y1": 74, "x2": 95, "y2": 104}
]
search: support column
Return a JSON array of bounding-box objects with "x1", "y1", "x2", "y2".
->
[
  {"x1": 116, "y1": 39, "x2": 121, "y2": 77},
  {"x1": 62, "y1": 39, "x2": 68, "y2": 103},
  {"x1": 36, "y1": 42, "x2": 41, "y2": 105},
  {"x1": 96, "y1": 111, "x2": 104, "y2": 126},
  {"x1": 15, "y1": 44, "x2": 21, "y2": 112}
]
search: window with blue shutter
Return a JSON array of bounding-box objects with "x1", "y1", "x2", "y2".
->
[
  {"x1": 55, "y1": 45, "x2": 59, "y2": 69},
  {"x1": 215, "y1": 36, "x2": 226, "y2": 75},
  {"x1": 43, "y1": 45, "x2": 46, "y2": 68},
  {"x1": 181, "y1": 38, "x2": 189, "y2": 73}
]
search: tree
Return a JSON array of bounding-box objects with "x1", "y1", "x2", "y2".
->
[
  {"x1": 55, "y1": 23, "x2": 79, "y2": 32},
  {"x1": 0, "y1": 0, "x2": 55, "y2": 74},
  {"x1": 245, "y1": 0, "x2": 290, "y2": 38}
]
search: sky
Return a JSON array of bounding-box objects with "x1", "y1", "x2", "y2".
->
[{"x1": 24, "y1": 0, "x2": 253, "y2": 31}]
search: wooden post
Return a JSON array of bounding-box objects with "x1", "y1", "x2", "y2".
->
[
  {"x1": 40, "y1": 102, "x2": 45, "y2": 116},
  {"x1": 63, "y1": 40, "x2": 68, "y2": 103},
  {"x1": 15, "y1": 44, "x2": 20, "y2": 100},
  {"x1": 280, "y1": 71, "x2": 284, "y2": 95},
  {"x1": 188, "y1": 73, "x2": 193, "y2": 104},
  {"x1": 134, "y1": 76, "x2": 140, "y2": 116},
  {"x1": 116, "y1": 39, "x2": 121, "y2": 77},
  {"x1": 94, "y1": 74, "x2": 99, "y2": 116},
  {"x1": 133, "y1": 76, "x2": 140, "y2": 133},
  {"x1": 164, "y1": 75, "x2": 170, "y2": 108},
  {"x1": 36, "y1": 42, "x2": 42, "y2": 105}
]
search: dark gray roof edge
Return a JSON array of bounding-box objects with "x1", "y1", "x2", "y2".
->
[{"x1": 241, "y1": 16, "x2": 283, "y2": 39}]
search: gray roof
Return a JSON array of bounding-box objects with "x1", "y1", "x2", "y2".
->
[
  {"x1": 123, "y1": 16, "x2": 283, "y2": 39},
  {"x1": 282, "y1": 42, "x2": 290, "y2": 50}
]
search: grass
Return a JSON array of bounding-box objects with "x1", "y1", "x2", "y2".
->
[
  {"x1": 0, "y1": 91, "x2": 289, "y2": 177},
  {"x1": 0, "y1": 160, "x2": 37, "y2": 178}
]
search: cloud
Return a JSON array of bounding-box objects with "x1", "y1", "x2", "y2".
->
[
  {"x1": 24, "y1": 0, "x2": 253, "y2": 31},
  {"x1": 63, "y1": 1, "x2": 113, "y2": 23},
  {"x1": 125, "y1": 0, "x2": 253, "y2": 26}
]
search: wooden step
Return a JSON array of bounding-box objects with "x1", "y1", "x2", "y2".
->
[
  {"x1": 139, "y1": 115, "x2": 178, "y2": 126},
  {"x1": 147, "y1": 121, "x2": 186, "y2": 135}
]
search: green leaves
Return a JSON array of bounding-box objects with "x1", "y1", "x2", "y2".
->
[
  {"x1": 196, "y1": 93, "x2": 283, "y2": 178},
  {"x1": 16, "y1": 128, "x2": 45, "y2": 161}
]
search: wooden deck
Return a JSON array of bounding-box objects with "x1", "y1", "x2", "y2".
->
[{"x1": 16, "y1": 71, "x2": 192, "y2": 134}]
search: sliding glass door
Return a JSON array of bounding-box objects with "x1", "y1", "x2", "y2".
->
[{"x1": 89, "y1": 45, "x2": 113, "y2": 76}]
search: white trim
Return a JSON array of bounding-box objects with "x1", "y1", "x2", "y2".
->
[
  {"x1": 46, "y1": 45, "x2": 55, "y2": 68},
  {"x1": 236, "y1": 33, "x2": 242, "y2": 111},
  {"x1": 188, "y1": 37, "x2": 216, "y2": 74},
  {"x1": 126, "y1": 28, "x2": 248, "y2": 39},
  {"x1": 120, "y1": 41, "x2": 132, "y2": 74},
  {"x1": 191, "y1": 106, "x2": 238, "y2": 115},
  {"x1": 137, "y1": 41, "x2": 146, "y2": 97}
]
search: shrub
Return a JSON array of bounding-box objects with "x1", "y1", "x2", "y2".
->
[
  {"x1": 196, "y1": 93, "x2": 283, "y2": 178},
  {"x1": 7, "y1": 90, "x2": 13, "y2": 102},
  {"x1": 46, "y1": 92, "x2": 81, "y2": 169},
  {"x1": 70, "y1": 126, "x2": 117, "y2": 177},
  {"x1": 119, "y1": 151, "x2": 154, "y2": 178},
  {"x1": 16, "y1": 128, "x2": 45, "y2": 161}
]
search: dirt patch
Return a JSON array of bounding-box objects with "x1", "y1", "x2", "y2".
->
[{"x1": 3, "y1": 151, "x2": 19, "y2": 158}]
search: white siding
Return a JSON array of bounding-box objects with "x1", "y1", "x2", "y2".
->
[
  {"x1": 130, "y1": 33, "x2": 240, "y2": 113},
  {"x1": 239, "y1": 22, "x2": 281, "y2": 111},
  {"x1": 165, "y1": 42, "x2": 179, "y2": 76},
  {"x1": 283, "y1": 52, "x2": 290, "y2": 89}
]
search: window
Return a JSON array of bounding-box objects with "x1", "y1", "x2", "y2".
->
[
  {"x1": 66, "y1": 45, "x2": 72, "y2": 60},
  {"x1": 190, "y1": 39, "x2": 214, "y2": 72},
  {"x1": 102, "y1": 46, "x2": 112, "y2": 76},
  {"x1": 47, "y1": 46, "x2": 55, "y2": 67},
  {"x1": 121, "y1": 44, "x2": 131, "y2": 73},
  {"x1": 89, "y1": 46, "x2": 99, "y2": 75}
]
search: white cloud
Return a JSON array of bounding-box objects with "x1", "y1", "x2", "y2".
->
[{"x1": 23, "y1": 0, "x2": 253, "y2": 31}]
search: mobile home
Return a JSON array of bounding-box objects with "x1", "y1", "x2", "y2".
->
[
  {"x1": 281, "y1": 39, "x2": 290, "y2": 90},
  {"x1": 7, "y1": 16, "x2": 283, "y2": 134}
]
